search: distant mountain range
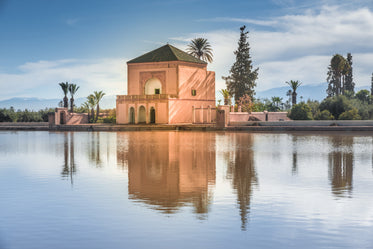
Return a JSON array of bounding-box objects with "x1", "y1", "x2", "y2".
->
[
  {"x1": 1, "y1": 84, "x2": 371, "y2": 111},
  {"x1": 0, "y1": 95, "x2": 117, "y2": 111}
]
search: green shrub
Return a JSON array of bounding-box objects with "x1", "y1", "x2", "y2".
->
[
  {"x1": 288, "y1": 103, "x2": 313, "y2": 120},
  {"x1": 355, "y1": 90, "x2": 370, "y2": 103},
  {"x1": 103, "y1": 117, "x2": 116, "y2": 123},
  {"x1": 338, "y1": 108, "x2": 361, "y2": 120},
  {"x1": 319, "y1": 95, "x2": 351, "y2": 119},
  {"x1": 314, "y1": 110, "x2": 334, "y2": 120}
]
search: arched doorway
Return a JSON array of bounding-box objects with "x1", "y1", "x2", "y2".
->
[
  {"x1": 129, "y1": 107, "x2": 135, "y2": 124},
  {"x1": 150, "y1": 107, "x2": 155, "y2": 124},
  {"x1": 60, "y1": 111, "x2": 65, "y2": 124},
  {"x1": 138, "y1": 106, "x2": 146, "y2": 123},
  {"x1": 145, "y1": 78, "x2": 162, "y2": 95}
]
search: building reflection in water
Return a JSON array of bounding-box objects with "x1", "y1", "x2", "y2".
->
[
  {"x1": 118, "y1": 132, "x2": 216, "y2": 217},
  {"x1": 223, "y1": 133, "x2": 257, "y2": 231},
  {"x1": 61, "y1": 132, "x2": 77, "y2": 185},
  {"x1": 328, "y1": 136, "x2": 354, "y2": 198}
]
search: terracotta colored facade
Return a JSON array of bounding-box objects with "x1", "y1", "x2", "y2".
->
[
  {"x1": 116, "y1": 45, "x2": 215, "y2": 124},
  {"x1": 48, "y1": 108, "x2": 88, "y2": 126}
]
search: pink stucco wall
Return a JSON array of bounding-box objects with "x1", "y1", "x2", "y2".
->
[
  {"x1": 229, "y1": 112, "x2": 290, "y2": 122},
  {"x1": 49, "y1": 108, "x2": 89, "y2": 125},
  {"x1": 117, "y1": 60, "x2": 215, "y2": 124}
]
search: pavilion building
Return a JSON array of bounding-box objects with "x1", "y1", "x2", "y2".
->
[{"x1": 116, "y1": 44, "x2": 215, "y2": 124}]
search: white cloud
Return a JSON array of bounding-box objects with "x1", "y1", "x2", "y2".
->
[
  {"x1": 2, "y1": 5, "x2": 373, "y2": 100},
  {"x1": 197, "y1": 17, "x2": 277, "y2": 27},
  {"x1": 0, "y1": 58, "x2": 126, "y2": 100},
  {"x1": 175, "y1": 5, "x2": 373, "y2": 91}
]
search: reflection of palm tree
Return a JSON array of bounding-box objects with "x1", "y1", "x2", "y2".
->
[
  {"x1": 61, "y1": 132, "x2": 77, "y2": 185},
  {"x1": 62, "y1": 133, "x2": 69, "y2": 177},
  {"x1": 88, "y1": 132, "x2": 102, "y2": 167},
  {"x1": 328, "y1": 136, "x2": 353, "y2": 197},
  {"x1": 292, "y1": 136, "x2": 298, "y2": 175},
  {"x1": 225, "y1": 133, "x2": 257, "y2": 230}
]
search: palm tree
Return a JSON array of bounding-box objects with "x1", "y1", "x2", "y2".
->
[
  {"x1": 68, "y1": 83, "x2": 80, "y2": 113},
  {"x1": 220, "y1": 89, "x2": 231, "y2": 105},
  {"x1": 59, "y1": 82, "x2": 69, "y2": 108},
  {"x1": 87, "y1": 94, "x2": 96, "y2": 123},
  {"x1": 271, "y1": 96, "x2": 283, "y2": 111},
  {"x1": 81, "y1": 101, "x2": 90, "y2": 119},
  {"x1": 93, "y1": 91, "x2": 105, "y2": 122},
  {"x1": 187, "y1": 38, "x2": 213, "y2": 63},
  {"x1": 286, "y1": 80, "x2": 302, "y2": 106}
]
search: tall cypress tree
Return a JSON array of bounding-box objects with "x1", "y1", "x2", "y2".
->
[
  {"x1": 326, "y1": 54, "x2": 348, "y2": 97},
  {"x1": 345, "y1": 53, "x2": 355, "y2": 93},
  {"x1": 371, "y1": 73, "x2": 373, "y2": 96},
  {"x1": 223, "y1": 26, "x2": 259, "y2": 102}
]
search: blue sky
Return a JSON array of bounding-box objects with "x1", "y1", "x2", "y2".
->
[{"x1": 0, "y1": 0, "x2": 372, "y2": 101}]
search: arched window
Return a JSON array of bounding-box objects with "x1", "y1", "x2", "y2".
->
[
  {"x1": 129, "y1": 107, "x2": 135, "y2": 124},
  {"x1": 145, "y1": 78, "x2": 162, "y2": 95},
  {"x1": 150, "y1": 107, "x2": 155, "y2": 123},
  {"x1": 138, "y1": 106, "x2": 146, "y2": 123}
]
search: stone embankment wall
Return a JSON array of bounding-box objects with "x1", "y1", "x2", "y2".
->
[
  {"x1": 48, "y1": 108, "x2": 88, "y2": 126},
  {"x1": 217, "y1": 105, "x2": 290, "y2": 127},
  {"x1": 229, "y1": 112, "x2": 290, "y2": 122}
]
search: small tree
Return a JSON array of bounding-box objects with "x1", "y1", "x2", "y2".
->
[
  {"x1": 345, "y1": 53, "x2": 355, "y2": 93},
  {"x1": 68, "y1": 83, "x2": 80, "y2": 113},
  {"x1": 238, "y1": 94, "x2": 253, "y2": 113},
  {"x1": 319, "y1": 95, "x2": 351, "y2": 119},
  {"x1": 59, "y1": 82, "x2": 69, "y2": 108},
  {"x1": 288, "y1": 103, "x2": 312, "y2": 120},
  {"x1": 271, "y1": 96, "x2": 283, "y2": 111},
  {"x1": 87, "y1": 94, "x2": 96, "y2": 123},
  {"x1": 314, "y1": 110, "x2": 334, "y2": 120},
  {"x1": 187, "y1": 38, "x2": 213, "y2": 63},
  {"x1": 326, "y1": 54, "x2": 349, "y2": 97},
  {"x1": 219, "y1": 89, "x2": 231, "y2": 105},
  {"x1": 93, "y1": 91, "x2": 105, "y2": 122},
  {"x1": 355, "y1": 89, "x2": 370, "y2": 103},
  {"x1": 339, "y1": 108, "x2": 361, "y2": 120},
  {"x1": 371, "y1": 73, "x2": 373, "y2": 96},
  {"x1": 286, "y1": 80, "x2": 302, "y2": 106},
  {"x1": 223, "y1": 25, "x2": 258, "y2": 102}
]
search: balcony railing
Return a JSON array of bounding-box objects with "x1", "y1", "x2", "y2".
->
[{"x1": 117, "y1": 94, "x2": 178, "y2": 101}]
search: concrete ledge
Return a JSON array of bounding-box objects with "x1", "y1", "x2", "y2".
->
[
  {"x1": 1, "y1": 121, "x2": 373, "y2": 132},
  {"x1": 230, "y1": 120, "x2": 373, "y2": 127}
]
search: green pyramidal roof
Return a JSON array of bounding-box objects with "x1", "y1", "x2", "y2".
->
[{"x1": 127, "y1": 44, "x2": 207, "y2": 64}]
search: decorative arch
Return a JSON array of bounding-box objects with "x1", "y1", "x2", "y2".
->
[
  {"x1": 129, "y1": 107, "x2": 135, "y2": 124},
  {"x1": 138, "y1": 106, "x2": 146, "y2": 123},
  {"x1": 145, "y1": 78, "x2": 162, "y2": 95},
  {"x1": 150, "y1": 107, "x2": 156, "y2": 124}
]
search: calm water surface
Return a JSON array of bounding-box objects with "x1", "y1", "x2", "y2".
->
[{"x1": 1, "y1": 131, "x2": 373, "y2": 249}]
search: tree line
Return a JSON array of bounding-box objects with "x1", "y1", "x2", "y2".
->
[
  {"x1": 0, "y1": 107, "x2": 54, "y2": 122},
  {"x1": 189, "y1": 25, "x2": 373, "y2": 120}
]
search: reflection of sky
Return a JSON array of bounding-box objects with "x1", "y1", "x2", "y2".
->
[{"x1": 1, "y1": 131, "x2": 373, "y2": 248}]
